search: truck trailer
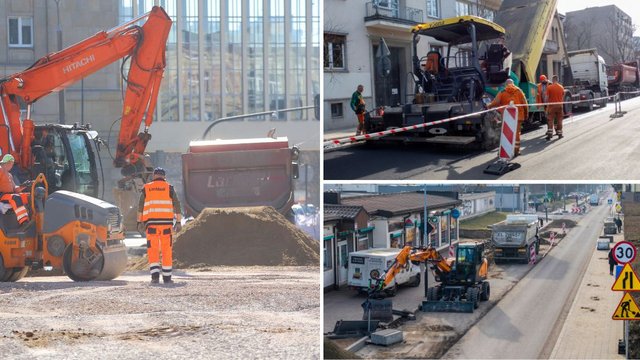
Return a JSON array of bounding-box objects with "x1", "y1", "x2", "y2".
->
[{"x1": 491, "y1": 215, "x2": 540, "y2": 264}]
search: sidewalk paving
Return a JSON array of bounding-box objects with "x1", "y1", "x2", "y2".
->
[
  {"x1": 323, "y1": 127, "x2": 356, "y2": 141},
  {"x1": 550, "y1": 233, "x2": 624, "y2": 359}
]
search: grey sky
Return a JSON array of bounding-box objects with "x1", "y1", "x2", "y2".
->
[{"x1": 557, "y1": 0, "x2": 640, "y2": 35}]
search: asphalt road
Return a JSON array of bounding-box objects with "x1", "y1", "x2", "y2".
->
[
  {"x1": 324, "y1": 96, "x2": 640, "y2": 180},
  {"x1": 442, "y1": 203, "x2": 609, "y2": 359}
]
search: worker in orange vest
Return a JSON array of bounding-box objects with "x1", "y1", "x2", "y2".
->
[
  {"x1": 137, "y1": 167, "x2": 182, "y2": 284},
  {"x1": 0, "y1": 154, "x2": 30, "y2": 227},
  {"x1": 545, "y1": 75, "x2": 565, "y2": 140},
  {"x1": 536, "y1": 75, "x2": 549, "y2": 106},
  {"x1": 487, "y1": 79, "x2": 528, "y2": 156}
]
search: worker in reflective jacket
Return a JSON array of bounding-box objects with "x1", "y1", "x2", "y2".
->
[
  {"x1": 137, "y1": 167, "x2": 182, "y2": 284},
  {"x1": 487, "y1": 79, "x2": 528, "y2": 156},
  {"x1": 0, "y1": 154, "x2": 30, "y2": 227},
  {"x1": 545, "y1": 75, "x2": 566, "y2": 140}
]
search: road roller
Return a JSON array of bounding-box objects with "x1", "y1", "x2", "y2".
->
[{"x1": 0, "y1": 175, "x2": 127, "y2": 281}]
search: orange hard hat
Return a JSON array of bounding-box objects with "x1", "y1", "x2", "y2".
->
[{"x1": 540, "y1": 75, "x2": 547, "y2": 82}]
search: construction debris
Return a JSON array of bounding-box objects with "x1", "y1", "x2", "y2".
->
[{"x1": 173, "y1": 206, "x2": 319, "y2": 267}]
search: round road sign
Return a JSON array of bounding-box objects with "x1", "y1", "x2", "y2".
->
[
  {"x1": 451, "y1": 208, "x2": 461, "y2": 219},
  {"x1": 613, "y1": 241, "x2": 637, "y2": 264}
]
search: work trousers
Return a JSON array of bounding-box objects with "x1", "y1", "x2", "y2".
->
[
  {"x1": 0, "y1": 193, "x2": 29, "y2": 225},
  {"x1": 515, "y1": 119, "x2": 523, "y2": 155},
  {"x1": 546, "y1": 105, "x2": 564, "y2": 136},
  {"x1": 356, "y1": 112, "x2": 365, "y2": 135},
  {"x1": 146, "y1": 224, "x2": 173, "y2": 278}
]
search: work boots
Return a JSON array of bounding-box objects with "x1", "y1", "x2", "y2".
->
[
  {"x1": 163, "y1": 275, "x2": 174, "y2": 284},
  {"x1": 151, "y1": 273, "x2": 160, "y2": 284}
]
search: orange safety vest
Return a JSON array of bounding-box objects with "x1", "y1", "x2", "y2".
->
[{"x1": 141, "y1": 180, "x2": 174, "y2": 225}]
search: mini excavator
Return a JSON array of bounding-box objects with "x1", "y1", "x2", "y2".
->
[{"x1": 369, "y1": 242, "x2": 490, "y2": 313}]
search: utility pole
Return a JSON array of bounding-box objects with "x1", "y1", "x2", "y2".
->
[
  {"x1": 304, "y1": 164, "x2": 308, "y2": 209},
  {"x1": 423, "y1": 187, "x2": 428, "y2": 248},
  {"x1": 55, "y1": 0, "x2": 66, "y2": 124}
]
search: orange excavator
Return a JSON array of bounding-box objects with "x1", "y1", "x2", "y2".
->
[
  {"x1": 0, "y1": 6, "x2": 172, "y2": 281},
  {"x1": 369, "y1": 242, "x2": 490, "y2": 313}
]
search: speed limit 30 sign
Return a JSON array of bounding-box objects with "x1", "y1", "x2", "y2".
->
[{"x1": 613, "y1": 241, "x2": 637, "y2": 264}]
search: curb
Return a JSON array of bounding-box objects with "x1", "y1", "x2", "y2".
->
[{"x1": 324, "y1": 141, "x2": 365, "y2": 153}]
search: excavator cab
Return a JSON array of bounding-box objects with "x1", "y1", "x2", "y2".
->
[
  {"x1": 422, "y1": 241, "x2": 490, "y2": 313},
  {"x1": 451, "y1": 242, "x2": 487, "y2": 284},
  {"x1": 30, "y1": 125, "x2": 101, "y2": 199}
]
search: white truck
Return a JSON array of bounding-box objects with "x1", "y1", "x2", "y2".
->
[
  {"x1": 589, "y1": 194, "x2": 600, "y2": 206},
  {"x1": 566, "y1": 49, "x2": 609, "y2": 111},
  {"x1": 347, "y1": 248, "x2": 421, "y2": 296}
]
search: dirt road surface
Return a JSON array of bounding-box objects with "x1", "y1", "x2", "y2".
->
[{"x1": 0, "y1": 266, "x2": 319, "y2": 359}]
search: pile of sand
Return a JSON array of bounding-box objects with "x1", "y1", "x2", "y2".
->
[
  {"x1": 173, "y1": 206, "x2": 319, "y2": 267},
  {"x1": 547, "y1": 219, "x2": 577, "y2": 229}
]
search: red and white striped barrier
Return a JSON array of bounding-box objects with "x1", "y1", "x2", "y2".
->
[
  {"x1": 499, "y1": 104, "x2": 518, "y2": 160},
  {"x1": 529, "y1": 243, "x2": 536, "y2": 265},
  {"x1": 550, "y1": 231, "x2": 556, "y2": 246},
  {"x1": 449, "y1": 242, "x2": 455, "y2": 258},
  {"x1": 562, "y1": 222, "x2": 566, "y2": 235}
]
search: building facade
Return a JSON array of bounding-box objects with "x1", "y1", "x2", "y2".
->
[
  {"x1": 323, "y1": 190, "x2": 462, "y2": 290},
  {"x1": 323, "y1": 0, "x2": 501, "y2": 131},
  {"x1": 564, "y1": 5, "x2": 634, "y2": 65},
  {"x1": 323, "y1": 204, "x2": 372, "y2": 290},
  {"x1": 537, "y1": 13, "x2": 569, "y2": 83},
  {"x1": 1, "y1": 0, "x2": 320, "y2": 206},
  {"x1": 459, "y1": 191, "x2": 495, "y2": 219}
]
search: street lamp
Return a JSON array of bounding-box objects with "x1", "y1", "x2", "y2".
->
[{"x1": 54, "y1": 0, "x2": 65, "y2": 124}]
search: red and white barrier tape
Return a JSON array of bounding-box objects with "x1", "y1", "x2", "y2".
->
[
  {"x1": 324, "y1": 90, "x2": 640, "y2": 150},
  {"x1": 324, "y1": 105, "x2": 507, "y2": 148}
]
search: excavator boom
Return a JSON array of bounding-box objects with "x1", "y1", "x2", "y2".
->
[{"x1": 0, "y1": 6, "x2": 171, "y2": 171}]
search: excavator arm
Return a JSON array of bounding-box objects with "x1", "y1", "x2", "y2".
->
[
  {"x1": 370, "y1": 245, "x2": 453, "y2": 294},
  {"x1": 0, "y1": 6, "x2": 171, "y2": 171}
]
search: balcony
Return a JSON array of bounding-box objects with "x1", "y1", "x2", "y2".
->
[
  {"x1": 543, "y1": 39, "x2": 559, "y2": 55},
  {"x1": 364, "y1": 2, "x2": 424, "y2": 32}
]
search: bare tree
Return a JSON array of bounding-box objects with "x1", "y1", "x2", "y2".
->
[
  {"x1": 597, "y1": 14, "x2": 634, "y2": 63},
  {"x1": 564, "y1": 19, "x2": 592, "y2": 51}
]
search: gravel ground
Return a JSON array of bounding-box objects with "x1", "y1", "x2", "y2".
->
[{"x1": 0, "y1": 266, "x2": 320, "y2": 359}]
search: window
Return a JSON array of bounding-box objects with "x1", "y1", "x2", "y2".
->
[
  {"x1": 357, "y1": 234, "x2": 368, "y2": 251},
  {"x1": 455, "y1": 1, "x2": 470, "y2": 17},
  {"x1": 426, "y1": 0, "x2": 439, "y2": 18},
  {"x1": 479, "y1": 8, "x2": 495, "y2": 21},
  {"x1": 324, "y1": 33, "x2": 346, "y2": 70},
  {"x1": 331, "y1": 103, "x2": 343, "y2": 118},
  {"x1": 324, "y1": 240, "x2": 333, "y2": 271},
  {"x1": 8, "y1": 17, "x2": 33, "y2": 47}
]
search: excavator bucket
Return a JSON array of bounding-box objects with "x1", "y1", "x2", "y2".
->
[
  {"x1": 113, "y1": 186, "x2": 142, "y2": 233},
  {"x1": 420, "y1": 300, "x2": 475, "y2": 313}
]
